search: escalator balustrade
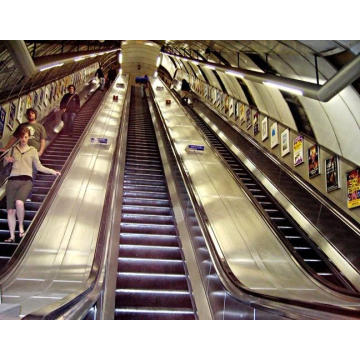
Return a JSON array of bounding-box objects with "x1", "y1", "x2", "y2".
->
[{"x1": 0, "y1": 90, "x2": 105, "y2": 270}]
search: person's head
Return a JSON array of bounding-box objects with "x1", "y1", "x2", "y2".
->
[
  {"x1": 19, "y1": 127, "x2": 31, "y2": 146},
  {"x1": 68, "y1": 85, "x2": 75, "y2": 94},
  {"x1": 26, "y1": 108, "x2": 37, "y2": 122}
]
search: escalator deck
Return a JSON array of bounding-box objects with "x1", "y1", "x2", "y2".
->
[
  {"x1": 183, "y1": 101, "x2": 357, "y2": 295},
  {"x1": 115, "y1": 87, "x2": 196, "y2": 320},
  {"x1": 0, "y1": 90, "x2": 104, "y2": 271}
]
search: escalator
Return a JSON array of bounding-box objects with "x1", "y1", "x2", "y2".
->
[
  {"x1": 115, "y1": 87, "x2": 197, "y2": 319},
  {"x1": 180, "y1": 100, "x2": 357, "y2": 296},
  {"x1": 0, "y1": 90, "x2": 105, "y2": 270}
]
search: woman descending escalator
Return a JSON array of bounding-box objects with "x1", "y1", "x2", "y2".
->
[{"x1": 3, "y1": 127, "x2": 61, "y2": 243}]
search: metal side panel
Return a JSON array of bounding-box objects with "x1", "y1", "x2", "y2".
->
[
  {"x1": 149, "y1": 78, "x2": 360, "y2": 312},
  {"x1": 0, "y1": 76, "x2": 129, "y2": 317},
  {"x1": 148, "y1": 94, "x2": 213, "y2": 319}
]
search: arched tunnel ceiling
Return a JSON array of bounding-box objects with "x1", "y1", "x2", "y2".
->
[
  {"x1": 1, "y1": 40, "x2": 359, "y2": 104},
  {"x1": 0, "y1": 40, "x2": 121, "y2": 103}
]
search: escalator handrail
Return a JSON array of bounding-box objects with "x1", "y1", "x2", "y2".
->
[
  {"x1": 148, "y1": 80, "x2": 360, "y2": 319},
  {"x1": 0, "y1": 85, "x2": 103, "y2": 284},
  {"x1": 23, "y1": 79, "x2": 131, "y2": 320}
]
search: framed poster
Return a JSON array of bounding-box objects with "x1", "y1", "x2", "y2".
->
[
  {"x1": 0, "y1": 106, "x2": 6, "y2": 139},
  {"x1": 39, "y1": 88, "x2": 44, "y2": 107},
  {"x1": 253, "y1": 111, "x2": 259, "y2": 136},
  {"x1": 346, "y1": 168, "x2": 360, "y2": 209},
  {"x1": 234, "y1": 100, "x2": 239, "y2": 119},
  {"x1": 8, "y1": 102, "x2": 16, "y2": 130},
  {"x1": 261, "y1": 116, "x2": 268, "y2": 141},
  {"x1": 325, "y1": 156, "x2": 340, "y2": 192},
  {"x1": 280, "y1": 129, "x2": 290, "y2": 157},
  {"x1": 33, "y1": 91, "x2": 39, "y2": 107},
  {"x1": 239, "y1": 104, "x2": 245, "y2": 126},
  {"x1": 229, "y1": 97, "x2": 234, "y2": 117},
  {"x1": 270, "y1": 122, "x2": 278, "y2": 148},
  {"x1": 293, "y1": 135, "x2": 304, "y2": 166},
  {"x1": 16, "y1": 96, "x2": 25, "y2": 123},
  {"x1": 224, "y1": 95, "x2": 229, "y2": 114},
  {"x1": 26, "y1": 93, "x2": 32, "y2": 109},
  {"x1": 308, "y1": 144, "x2": 320, "y2": 178},
  {"x1": 246, "y1": 107, "x2": 252, "y2": 129}
]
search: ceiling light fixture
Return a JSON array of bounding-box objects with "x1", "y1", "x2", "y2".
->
[
  {"x1": 263, "y1": 81, "x2": 303, "y2": 96},
  {"x1": 225, "y1": 70, "x2": 244, "y2": 78},
  {"x1": 205, "y1": 65, "x2": 216, "y2": 70},
  {"x1": 74, "y1": 56, "x2": 85, "y2": 62},
  {"x1": 39, "y1": 62, "x2": 64, "y2": 72}
]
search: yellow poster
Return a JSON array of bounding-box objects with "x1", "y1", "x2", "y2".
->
[
  {"x1": 347, "y1": 168, "x2": 360, "y2": 209},
  {"x1": 26, "y1": 94, "x2": 32, "y2": 109}
]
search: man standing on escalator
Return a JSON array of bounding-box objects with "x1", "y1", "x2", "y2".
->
[{"x1": 60, "y1": 84, "x2": 80, "y2": 137}]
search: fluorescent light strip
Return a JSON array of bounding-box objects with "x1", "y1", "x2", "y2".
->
[
  {"x1": 192, "y1": 61, "x2": 199, "y2": 65},
  {"x1": 74, "y1": 56, "x2": 85, "y2": 62},
  {"x1": 156, "y1": 56, "x2": 161, "y2": 67},
  {"x1": 263, "y1": 81, "x2": 303, "y2": 96},
  {"x1": 225, "y1": 70, "x2": 244, "y2": 78},
  {"x1": 39, "y1": 62, "x2": 64, "y2": 72},
  {"x1": 205, "y1": 64, "x2": 216, "y2": 70}
]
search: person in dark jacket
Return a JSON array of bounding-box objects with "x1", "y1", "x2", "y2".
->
[
  {"x1": 181, "y1": 79, "x2": 191, "y2": 104},
  {"x1": 106, "y1": 65, "x2": 118, "y2": 89},
  {"x1": 95, "y1": 65, "x2": 105, "y2": 90},
  {"x1": 60, "y1": 84, "x2": 80, "y2": 136}
]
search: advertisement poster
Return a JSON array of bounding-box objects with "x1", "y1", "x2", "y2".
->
[
  {"x1": 270, "y1": 122, "x2": 278, "y2": 148},
  {"x1": 39, "y1": 88, "x2": 44, "y2": 107},
  {"x1": 325, "y1": 156, "x2": 340, "y2": 192},
  {"x1": 8, "y1": 102, "x2": 16, "y2": 130},
  {"x1": 33, "y1": 91, "x2": 39, "y2": 107},
  {"x1": 26, "y1": 94, "x2": 32, "y2": 109},
  {"x1": 293, "y1": 135, "x2": 304, "y2": 166},
  {"x1": 253, "y1": 111, "x2": 259, "y2": 136},
  {"x1": 229, "y1": 97, "x2": 234, "y2": 117},
  {"x1": 280, "y1": 129, "x2": 290, "y2": 157},
  {"x1": 239, "y1": 104, "x2": 245, "y2": 126},
  {"x1": 308, "y1": 144, "x2": 320, "y2": 178},
  {"x1": 224, "y1": 95, "x2": 229, "y2": 114},
  {"x1": 346, "y1": 168, "x2": 360, "y2": 209},
  {"x1": 261, "y1": 116, "x2": 268, "y2": 141},
  {"x1": 17, "y1": 97, "x2": 24, "y2": 123},
  {"x1": 246, "y1": 107, "x2": 252, "y2": 129},
  {"x1": 212, "y1": 87, "x2": 217, "y2": 104},
  {"x1": 234, "y1": 100, "x2": 239, "y2": 120},
  {"x1": 0, "y1": 106, "x2": 6, "y2": 139}
]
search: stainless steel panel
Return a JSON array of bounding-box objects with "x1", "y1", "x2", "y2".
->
[{"x1": 1, "y1": 76, "x2": 129, "y2": 317}]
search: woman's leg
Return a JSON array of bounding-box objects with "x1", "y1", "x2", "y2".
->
[
  {"x1": 15, "y1": 200, "x2": 25, "y2": 235},
  {"x1": 7, "y1": 209, "x2": 16, "y2": 240}
]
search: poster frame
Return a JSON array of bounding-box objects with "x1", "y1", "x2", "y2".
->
[{"x1": 280, "y1": 128, "x2": 290, "y2": 157}]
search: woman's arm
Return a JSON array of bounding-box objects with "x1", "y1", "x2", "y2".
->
[{"x1": 32, "y1": 150, "x2": 60, "y2": 176}]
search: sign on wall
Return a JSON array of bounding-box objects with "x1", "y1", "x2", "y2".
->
[
  {"x1": 280, "y1": 129, "x2": 290, "y2": 157},
  {"x1": 325, "y1": 156, "x2": 340, "y2": 192},
  {"x1": 308, "y1": 144, "x2": 320, "y2": 178},
  {"x1": 0, "y1": 106, "x2": 6, "y2": 139},
  {"x1": 270, "y1": 122, "x2": 278, "y2": 148},
  {"x1": 261, "y1": 116, "x2": 268, "y2": 141},
  {"x1": 346, "y1": 168, "x2": 360, "y2": 209},
  {"x1": 253, "y1": 111, "x2": 259, "y2": 136},
  {"x1": 293, "y1": 135, "x2": 304, "y2": 166}
]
